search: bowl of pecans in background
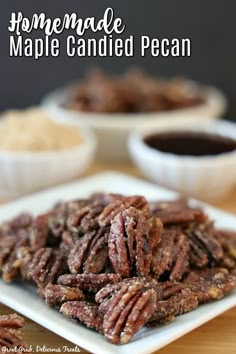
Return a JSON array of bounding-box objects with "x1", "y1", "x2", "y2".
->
[{"x1": 42, "y1": 69, "x2": 227, "y2": 161}]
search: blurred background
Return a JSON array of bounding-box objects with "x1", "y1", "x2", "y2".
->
[{"x1": 0, "y1": 0, "x2": 235, "y2": 119}]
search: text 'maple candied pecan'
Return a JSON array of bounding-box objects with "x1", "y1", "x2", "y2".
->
[
  {"x1": 60, "y1": 301, "x2": 103, "y2": 332},
  {"x1": 108, "y1": 207, "x2": 153, "y2": 277}
]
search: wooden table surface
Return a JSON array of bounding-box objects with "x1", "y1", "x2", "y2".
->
[{"x1": 1, "y1": 162, "x2": 236, "y2": 354}]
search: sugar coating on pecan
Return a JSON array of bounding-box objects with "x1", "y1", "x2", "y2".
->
[
  {"x1": 0, "y1": 314, "x2": 31, "y2": 353},
  {"x1": 60, "y1": 301, "x2": 103, "y2": 332},
  {"x1": 58, "y1": 273, "x2": 121, "y2": 292},
  {"x1": 185, "y1": 222, "x2": 223, "y2": 264},
  {"x1": 150, "y1": 199, "x2": 207, "y2": 225},
  {"x1": 99, "y1": 195, "x2": 149, "y2": 227},
  {"x1": 39, "y1": 284, "x2": 85, "y2": 307},
  {"x1": 184, "y1": 267, "x2": 236, "y2": 302},
  {"x1": 108, "y1": 207, "x2": 152, "y2": 277},
  {"x1": 151, "y1": 229, "x2": 189, "y2": 281},
  {"x1": 67, "y1": 228, "x2": 109, "y2": 274},
  {"x1": 28, "y1": 247, "x2": 66, "y2": 286},
  {"x1": 149, "y1": 288, "x2": 198, "y2": 324},
  {"x1": 0, "y1": 314, "x2": 25, "y2": 329},
  {"x1": 95, "y1": 277, "x2": 157, "y2": 313},
  {"x1": 215, "y1": 229, "x2": 236, "y2": 269},
  {"x1": 101, "y1": 281, "x2": 157, "y2": 344}
]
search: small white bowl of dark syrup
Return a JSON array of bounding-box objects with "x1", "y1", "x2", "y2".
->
[{"x1": 128, "y1": 120, "x2": 236, "y2": 201}]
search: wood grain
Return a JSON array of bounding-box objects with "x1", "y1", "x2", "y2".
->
[{"x1": 0, "y1": 161, "x2": 236, "y2": 354}]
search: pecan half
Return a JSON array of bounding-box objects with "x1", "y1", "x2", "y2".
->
[
  {"x1": 215, "y1": 229, "x2": 236, "y2": 269},
  {"x1": 184, "y1": 267, "x2": 236, "y2": 303},
  {"x1": 151, "y1": 229, "x2": 189, "y2": 281},
  {"x1": 28, "y1": 247, "x2": 66, "y2": 286},
  {"x1": 39, "y1": 284, "x2": 85, "y2": 307},
  {"x1": 67, "y1": 227, "x2": 109, "y2": 274},
  {"x1": 101, "y1": 281, "x2": 157, "y2": 344},
  {"x1": 99, "y1": 195, "x2": 149, "y2": 227},
  {"x1": 0, "y1": 314, "x2": 25, "y2": 329},
  {"x1": 60, "y1": 301, "x2": 103, "y2": 332},
  {"x1": 150, "y1": 199, "x2": 206, "y2": 225},
  {"x1": 108, "y1": 207, "x2": 152, "y2": 277},
  {"x1": 0, "y1": 328, "x2": 30, "y2": 352},
  {"x1": 185, "y1": 222, "x2": 223, "y2": 266},
  {"x1": 149, "y1": 287, "x2": 198, "y2": 325},
  {"x1": 58, "y1": 273, "x2": 121, "y2": 292}
]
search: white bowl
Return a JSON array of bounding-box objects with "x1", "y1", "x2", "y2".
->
[
  {"x1": 0, "y1": 126, "x2": 96, "y2": 198},
  {"x1": 41, "y1": 84, "x2": 227, "y2": 161},
  {"x1": 128, "y1": 120, "x2": 236, "y2": 201}
]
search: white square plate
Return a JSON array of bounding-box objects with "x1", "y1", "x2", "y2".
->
[{"x1": 0, "y1": 172, "x2": 235, "y2": 354}]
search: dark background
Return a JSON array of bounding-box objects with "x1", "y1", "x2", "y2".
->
[{"x1": 0, "y1": 0, "x2": 235, "y2": 119}]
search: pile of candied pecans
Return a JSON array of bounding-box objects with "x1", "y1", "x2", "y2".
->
[
  {"x1": 0, "y1": 193, "x2": 236, "y2": 345},
  {"x1": 65, "y1": 69, "x2": 204, "y2": 113},
  {"x1": 0, "y1": 313, "x2": 31, "y2": 352}
]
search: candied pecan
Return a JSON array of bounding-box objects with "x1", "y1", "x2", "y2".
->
[
  {"x1": 149, "y1": 288, "x2": 198, "y2": 325},
  {"x1": 13, "y1": 246, "x2": 33, "y2": 279},
  {"x1": 49, "y1": 199, "x2": 92, "y2": 237},
  {"x1": 108, "y1": 207, "x2": 152, "y2": 277},
  {"x1": 29, "y1": 213, "x2": 50, "y2": 250},
  {"x1": 215, "y1": 229, "x2": 236, "y2": 269},
  {"x1": 101, "y1": 281, "x2": 157, "y2": 344},
  {"x1": 169, "y1": 233, "x2": 190, "y2": 281},
  {"x1": 60, "y1": 301, "x2": 103, "y2": 332},
  {"x1": 99, "y1": 195, "x2": 149, "y2": 227},
  {"x1": 0, "y1": 314, "x2": 24, "y2": 329},
  {"x1": 0, "y1": 327, "x2": 30, "y2": 352},
  {"x1": 188, "y1": 239, "x2": 209, "y2": 267},
  {"x1": 148, "y1": 217, "x2": 163, "y2": 251},
  {"x1": 68, "y1": 228, "x2": 109, "y2": 274},
  {"x1": 28, "y1": 247, "x2": 66, "y2": 286},
  {"x1": 184, "y1": 267, "x2": 236, "y2": 303},
  {"x1": 95, "y1": 277, "x2": 157, "y2": 313},
  {"x1": 91, "y1": 193, "x2": 124, "y2": 205},
  {"x1": 185, "y1": 222, "x2": 223, "y2": 265},
  {"x1": 68, "y1": 231, "x2": 96, "y2": 273},
  {"x1": 39, "y1": 284, "x2": 85, "y2": 307},
  {"x1": 0, "y1": 236, "x2": 16, "y2": 268},
  {"x1": 66, "y1": 201, "x2": 104, "y2": 235},
  {"x1": 151, "y1": 229, "x2": 189, "y2": 281},
  {"x1": 58, "y1": 273, "x2": 121, "y2": 292},
  {"x1": 150, "y1": 199, "x2": 206, "y2": 225},
  {"x1": 1, "y1": 237, "x2": 29, "y2": 282},
  {"x1": 83, "y1": 233, "x2": 108, "y2": 273},
  {"x1": 0, "y1": 213, "x2": 33, "y2": 236},
  {"x1": 155, "y1": 281, "x2": 185, "y2": 300},
  {"x1": 231, "y1": 269, "x2": 236, "y2": 276}
]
